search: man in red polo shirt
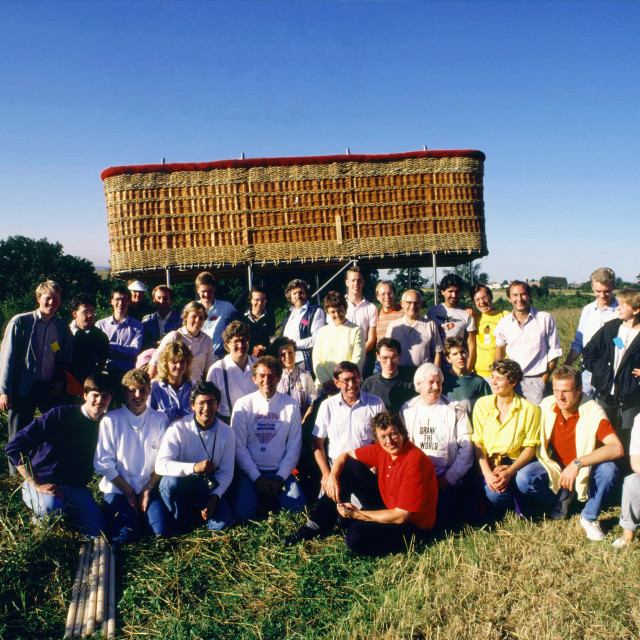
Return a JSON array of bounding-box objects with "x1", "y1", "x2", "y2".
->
[
  {"x1": 516, "y1": 365, "x2": 623, "y2": 540},
  {"x1": 286, "y1": 410, "x2": 438, "y2": 555}
]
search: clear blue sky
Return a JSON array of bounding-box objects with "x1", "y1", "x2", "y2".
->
[{"x1": 1, "y1": 0, "x2": 638, "y2": 284}]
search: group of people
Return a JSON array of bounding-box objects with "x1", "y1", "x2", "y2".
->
[{"x1": 1, "y1": 265, "x2": 640, "y2": 555}]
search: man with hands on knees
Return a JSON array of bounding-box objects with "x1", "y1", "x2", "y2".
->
[
  {"x1": 287, "y1": 410, "x2": 438, "y2": 556},
  {"x1": 516, "y1": 365, "x2": 622, "y2": 540},
  {"x1": 472, "y1": 359, "x2": 541, "y2": 516},
  {"x1": 5, "y1": 372, "x2": 113, "y2": 537},
  {"x1": 231, "y1": 356, "x2": 305, "y2": 521},
  {"x1": 156, "y1": 381, "x2": 235, "y2": 532},
  {"x1": 94, "y1": 369, "x2": 171, "y2": 545}
]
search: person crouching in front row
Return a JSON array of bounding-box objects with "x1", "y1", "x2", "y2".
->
[{"x1": 286, "y1": 410, "x2": 438, "y2": 556}]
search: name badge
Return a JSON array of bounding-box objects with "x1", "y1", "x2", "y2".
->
[
  {"x1": 301, "y1": 319, "x2": 309, "y2": 326},
  {"x1": 51, "y1": 341, "x2": 60, "y2": 352},
  {"x1": 613, "y1": 337, "x2": 625, "y2": 349}
]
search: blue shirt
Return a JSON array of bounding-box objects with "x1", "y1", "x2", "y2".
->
[
  {"x1": 201, "y1": 299, "x2": 238, "y2": 357},
  {"x1": 96, "y1": 315, "x2": 144, "y2": 372},
  {"x1": 148, "y1": 379, "x2": 194, "y2": 423}
]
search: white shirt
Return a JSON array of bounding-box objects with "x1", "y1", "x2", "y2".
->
[
  {"x1": 231, "y1": 390, "x2": 302, "y2": 481},
  {"x1": 95, "y1": 407, "x2": 169, "y2": 495},
  {"x1": 494, "y1": 308, "x2": 563, "y2": 376},
  {"x1": 155, "y1": 417, "x2": 235, "y2": 498},
  {"x1": 313, "y1": 391, "x2": 385, "y2": 462},
  {"x1": 630, "y1": 414, "x2": 640, "y2": 456},
  {"x1": 151, "y1": 328, "x2": 215, "y2": 383},
  {"x1": 282, "y1": 302, "x2": 326, "y2": 364},
  {"x1": 402, "y1": 395, "x2": 473, "y2": 486},
  {"x1": 570, "y1": 299, "x2": 619, "y2": 354},
  {"x1": 206, "y1": 354, "x2": 257, "y2": 416},
  {"x1": 346, "y1": 298, "x2": 378, "y2": 335}
]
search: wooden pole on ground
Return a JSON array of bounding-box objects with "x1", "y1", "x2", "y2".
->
[
  {"x1": 73, "y1": 543, "x2": 92, "y2": 637},
  {"x1": 106, "y1": 543, "x2": 116, "y2": 638},
  {"x1": 64, "y1": 542, "x2": 88, "y2": 639},
  {"x1": 96, "y1": 537, "x2": 107, "y2": 628},
  {"x1": 84, "y1": 539, "x2": 100, "y2": 637}
]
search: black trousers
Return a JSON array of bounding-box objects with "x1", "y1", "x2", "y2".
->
[{"x1": 308, "y1": 458, "x2": 428, "y2": 556}]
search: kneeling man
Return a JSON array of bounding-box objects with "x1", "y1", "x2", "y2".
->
[
  {"x1": 287, "y1": 410, "x2": 438, "y2": 556},
  {"x1": 516, "y1": 365, "x2": 622, "y2": 540},
  {"x1": 231, "y1": 356, "x2": 305, "y2": 520},
  {"x1": 5, "y1": 372, "x2": 113, "y2": 536},
  {"x1": 156, "y1": 381, "x2": 236, "y2": 532}
]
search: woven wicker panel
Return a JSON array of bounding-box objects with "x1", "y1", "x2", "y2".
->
[{"x1": 103, "y1": 151, "x2": 486, "y2": 275}]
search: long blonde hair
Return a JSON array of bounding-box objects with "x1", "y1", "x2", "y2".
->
[{"x1": 156, "y1": 341, "x2": 193, "y2": 384}]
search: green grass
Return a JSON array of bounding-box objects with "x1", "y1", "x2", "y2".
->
[{"x1": 2, "y1": 307, "x2": 640, "y2": 640}]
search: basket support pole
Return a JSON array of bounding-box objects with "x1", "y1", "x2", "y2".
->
[
  {"x1": 432, "y1": 253, "x2": 438, "y2": 303},
  {"x1": 311, "y1": 260, "x2": 356, "y2": 299},
  {"x1": 247, "y1": 264, "x2": 253, "y2": 290},
  {"x1": 166, "y1": 268, "x2": 171, "y2": 287}
]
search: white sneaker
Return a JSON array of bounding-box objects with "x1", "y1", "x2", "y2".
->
[
  {"x1": 612, "y1": 537, "x2": 631, "y2": 549},
  {"x1": 580, "y1": 516, "x2": 605, "y2": 541}
]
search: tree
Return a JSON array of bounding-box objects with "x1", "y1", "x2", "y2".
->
[
  {"x1": 388, "y1": 267, "x2": 430, "y2": 295},
  {"x1": 0, "y1": 236, "x2": 102, "y2": 303},
  {"x1": 442, "y1": 261, "x2": 489, "y2": 287}
]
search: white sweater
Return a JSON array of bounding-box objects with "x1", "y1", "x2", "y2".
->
[
  {"x1": 155, "y1": 417, "x2": 235, "y2": 498},
  {"x1": 231, "y1": 390, "x2": 302, "y2": 482},
  {"x1": 95, "y1": 406, "x2": 169, "y2": 495}
]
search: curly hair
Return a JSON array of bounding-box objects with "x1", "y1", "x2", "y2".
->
[
  {"x1": 156, "y1": 341, "x2": 193, "y2": 384},
  {"x1": 489, "y1": 359, "x2": 523, "y2": 385},
  {"x1": 223, "y1": 320, "x2": 251, "y2": 346},
  {"x1": 323, "y1": 290, "x2": 346, "y2": 312},
  {"x1": 371, "y1": 410, "x2": 409, "y2": 441}
]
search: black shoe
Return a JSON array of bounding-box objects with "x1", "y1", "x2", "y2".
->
[{"x1": 284, "y1": 525, "x2": 320, "y2": 546}]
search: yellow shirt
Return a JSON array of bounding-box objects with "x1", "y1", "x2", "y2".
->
[
  {"x1": 472, "y1": 394, "x2": 541, "y2": 459},
  {"x1": 473, "y1": 309, "x2": 509, "y2": 378}
]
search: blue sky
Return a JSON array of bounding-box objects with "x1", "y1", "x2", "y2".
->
[{"x1": 1, "y1": 0, "x2": 638, "y2": 284}]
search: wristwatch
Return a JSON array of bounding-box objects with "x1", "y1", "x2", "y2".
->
[{"x1": 573, "y1": 459, "x2": 582, "y2": 469}]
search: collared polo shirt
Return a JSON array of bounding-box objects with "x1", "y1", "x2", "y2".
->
[
  {"x1": 96, "y1": 315, "x2": 144, "y2": 372},
  {"x1": 472, "y1": 394, "x2": 541, "y2": 458},
  {"x1": 493, "y1": 308, "x2": 562, "y2": 377},
  {"x1": 313, "y1": 391, "x2": 385, "y2": 461},
  {"x1": 346, "y1": 298, "x2": 378, "y2": 336}
]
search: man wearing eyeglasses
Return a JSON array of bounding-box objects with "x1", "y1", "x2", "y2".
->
[
  {"x1": 312, "y1": 361, "x2": 385, "y2": 494},
  {"x1": 386, "y1": 289, "x2": 443, "y2": 380},
  {"x1": 361, "y1": 338, "x2": 414, "y2": 412}
]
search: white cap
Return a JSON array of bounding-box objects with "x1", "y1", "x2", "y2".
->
[{"x1": 128, "y1": 280, "x2": 147, "y2": 293}]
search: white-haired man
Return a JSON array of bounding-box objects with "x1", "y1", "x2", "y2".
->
[{"x1": 402, "y1": 362, "x2": 473, "y2": 523}]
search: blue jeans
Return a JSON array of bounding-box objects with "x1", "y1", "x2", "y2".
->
[
  {"x1": 103, "y1": 491, "x2": 173, "y2": 545},
  {"x1": 231, "y1": 471, "x2": 306, "y2": 522},
  {"x1": 159, "y1": 475, "x2": 233, "y2": 532},
  {"x1": 22, "y1": 481, "x2": 105, "y2": 537},
  {"x1": 482, "y1": 459, "x2": 533, "y2": 516},
  {"x1": 515, "y1": 460, "x2": 618, "y2": 521}
]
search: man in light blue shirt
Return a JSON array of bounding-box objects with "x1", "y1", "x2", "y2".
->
[
  {"x1": 195, "y1": 272, "x2": 238, "y2": 359},
  {"x1": 96, "y1": 286, "x2": 144, "y2": 375},
  {"x1": 564, "y1": 268, "x2": 618, "y2": 398}
]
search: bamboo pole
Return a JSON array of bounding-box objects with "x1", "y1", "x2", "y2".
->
[
  {"x1": 64, "y1": 543, "x2": 88, "y2": 639},
  {"x1": 84, "y1": 539, "x2": 100, "y2": 637},
  {"x1": 96, "y1": 537, "x2": 107, "y2": 627},
  {"x1": 73, "y1": 543, "x2": 92, "y2": 637},
  {"x1": 107, "y1": 544, "x2": 116, "y2": 639}
]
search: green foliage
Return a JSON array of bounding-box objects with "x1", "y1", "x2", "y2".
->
[
  {"x1": 443, "y1": 261, "x2": 489, "y2": 287},
  {"x1": 387, "y1": 267, "x2": 430, "y2": 298},
  {"x1": 0, "y1": 236, "x2": 102, "y2": 304}
]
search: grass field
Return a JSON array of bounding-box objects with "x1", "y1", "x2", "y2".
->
[{"x1": 2, "y1": 307, "x2": 640, "y2": 640}]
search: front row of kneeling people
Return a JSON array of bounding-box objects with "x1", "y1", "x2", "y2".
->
[{"x1": 7, "y1": 351, "x2": 640, "y2": 555}]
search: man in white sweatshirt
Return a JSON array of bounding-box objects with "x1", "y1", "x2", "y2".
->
[
  {"x1": 231, "y1": 355, "x2": 305, "y2": 521},
  {"x1": 155, "y1": 381, "x2": 236, "y2": 532}
]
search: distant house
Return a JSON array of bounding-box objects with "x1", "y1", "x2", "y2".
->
[{"x1": 541, "y1": 276, "x2": 568, "y2": 289}]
